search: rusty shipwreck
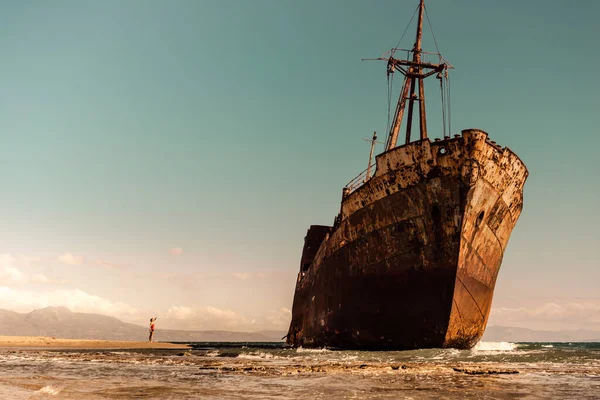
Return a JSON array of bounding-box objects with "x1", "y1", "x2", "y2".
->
[{"x1": 286, "y1": 0, "x2": 528, "y2": 350}]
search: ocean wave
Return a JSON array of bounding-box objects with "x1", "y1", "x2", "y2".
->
[
  {"x1": 340, "y1": 354, "x2": 359, "y2": 361},
  {"x1": 429, "y1": 349, "x2": 461, "y2": 360},
  {"x1": 36, "y1": 385, "x2": 61, "y2": 395},
  {"x1": 472, "y1": 341, "x2": 517, "y2": 352},
  {"x1": 237, "y1": 351, "x2": 276, "y2": 360},
  {"x1": 296, "y1": 347, "x2": 330, "y2": 353}
]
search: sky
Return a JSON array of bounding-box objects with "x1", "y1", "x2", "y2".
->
[{"x1": 0, "y1": 0, "x2": 599, "y2": 333}]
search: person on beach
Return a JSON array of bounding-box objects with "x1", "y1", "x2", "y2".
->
[{"x1": 149, "y1": 317, "x2": 157, "y2": 342}]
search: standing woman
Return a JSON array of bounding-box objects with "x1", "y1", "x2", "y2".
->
[{"x1": 149, "y1": 317, "x2": 157, "y2": 342}]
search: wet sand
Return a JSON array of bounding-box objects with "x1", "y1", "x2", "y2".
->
[{"x1": 0, "y1": 335, "x2": 190, "y2": 349}]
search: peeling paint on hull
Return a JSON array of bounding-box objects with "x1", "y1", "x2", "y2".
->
[{"x1": 287, "y1": 129, "x2": 528, "y2": 350}]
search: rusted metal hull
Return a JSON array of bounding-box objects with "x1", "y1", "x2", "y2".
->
[{"x1": 287, "y1": 129, "x2": 527, "y2": 350}]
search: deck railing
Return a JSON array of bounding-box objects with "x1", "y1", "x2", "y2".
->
[{"x1": 344, "y1": 163, "x2": 376, "y2": 195}]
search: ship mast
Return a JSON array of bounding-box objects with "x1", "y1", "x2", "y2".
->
[
  {"x1": 362, "y1": 131, "x2": 380, "y2": 182},
  {"x1": 370, "y1": 0, "x2": 452, "y2": 151},
  {"x1": 404, "y1": 0, "x2": 426, "y2": 145}
]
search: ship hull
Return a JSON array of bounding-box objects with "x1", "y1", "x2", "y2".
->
[{"x1": 287, "y1": 129, "x2": 527, "y2": 350}]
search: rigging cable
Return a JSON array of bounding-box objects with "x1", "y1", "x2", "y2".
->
[
  {"x1": 385, "y1": 3, "x2": 418, "y2": 147},
  {"x1": 424, "y1": 5, "x2": 440, "y2": 55},
  {"x1": 426, "y1": 3, "x2": 451, "y2": 136},
  {"x1": 447, "y1": 70, "x2": 452, "y2": 136},
  {"x1": 391, "y1": 4, "x2": 420, "y2": 58},
  {"x1": 439, "y1": 75, "x2": 446, "y2": 138}
]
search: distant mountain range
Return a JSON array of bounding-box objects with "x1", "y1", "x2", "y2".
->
[
  {"x1": 0, "y1": 307, "x2": 286, "y2": 342},
  {"x1": 1, "y1": 307, "x2": 598, "y2": 343}
]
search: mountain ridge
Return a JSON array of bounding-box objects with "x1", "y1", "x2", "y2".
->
[
  {"x1": 1, "y1": 307, "x2": 598, "y2": 343},
  {"x1": 0, "y1": 307, "x2": 286, "y2": 342}
]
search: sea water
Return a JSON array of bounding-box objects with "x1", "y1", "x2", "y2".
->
[{"x1": 0, "y1": 342, "x2": 598, "y2": 399}]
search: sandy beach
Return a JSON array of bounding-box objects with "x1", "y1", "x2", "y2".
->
[{"x1": 0, "y1": 335, "x2": 190, "y2": 349}]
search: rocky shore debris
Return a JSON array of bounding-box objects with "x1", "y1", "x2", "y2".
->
[{"x1": 453, "y1": 367, "x2": 519, "y2": 375}]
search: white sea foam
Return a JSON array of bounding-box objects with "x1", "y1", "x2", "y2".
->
[
  {"x1": 472, "y1": 341, "x2": 517, "y2": 352},
  {"x1": 107, "y1": 351, "x2": 134, "y2": 356},
  {"x1": 542, "y1": 345, "x2": 554, "y2": 348},
  {"x1": 430, "y1": 349, "x2": 461, "y2": 360},
  {"x1": 237, "y1": 352, "x2": 275, "y2": 360},
  {"x1": 36, "y1": 385, "x2": 61, "y2": 395},
  {"x1": 296, "y1": 347, "x2": 330, "y2": 353},
  {"x1": 340, "y1": 354, "x2": 359, "y2": 361}
]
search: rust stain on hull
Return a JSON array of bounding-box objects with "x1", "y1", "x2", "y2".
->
[{"x1": 287, "y1": 129, "x2": 528, "y2": 350}]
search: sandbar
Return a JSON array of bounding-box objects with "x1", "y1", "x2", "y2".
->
[{"x1": 0, "y1": 335, "x2": 190, "y2": 349}]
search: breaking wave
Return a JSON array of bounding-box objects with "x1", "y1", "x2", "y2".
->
[
  {"x1": 0, "y1": 342, "x2": 597, "y2": 399},
  {"x1": 472, "y1": 341, "x2": 518, "y2": 352},
  {"x1": 36, "y1": 385, "x2": 61, "y2": 395},
  {"x1": 296, "y1": 347, "x2": 330, "y2": 353},
  {"x1": 237, "y1": 352, "x2": 275, "y2": 360}
]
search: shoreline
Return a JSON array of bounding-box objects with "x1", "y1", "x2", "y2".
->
[{"x1": 0, "y1": 335, "x2": 190, "y2": 349}]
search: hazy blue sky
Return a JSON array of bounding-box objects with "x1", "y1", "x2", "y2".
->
[{"x1": 1, "y1": 0, "x2": 598, "y2": 332}]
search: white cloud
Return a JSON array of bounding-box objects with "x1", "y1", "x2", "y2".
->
[
  {"x1": 163, "y1": 305, "x2": 244, "y2": 330},
  {"x1": 168, "y1": 247, "x2": 184, "y2": 256},
  {"x1": 58, "y1": 252, "x2": 83, "y2": 266},
  {"x1": 94, "y1": 259, "x2": 127, "y2": 270},
  {"x1": 20, "y1": 256, "x2": 42, "y2": 266},
  {"x1": 232, "y1": 272, "x2": 252, "y2": 280},
  {"x1": 0, "y1": 265, "x2": 25, "y2": 283},
  {"x1": 205, "y1": 306, "x2": 237, "y2": 320},
  {"x1": 0, "y1": 286, "x2": 138, "y2": 319},
  {"x1": 0, "y1": 265, "x2": 63, "y2": 286},
  {"x1": 264, "y1": 307, "x2": 292, "y2": 329},
  {"x1": 489, "y1": 301, "x2": 600, "y2": 330},
  {"x1": 0, "y1": 254, "x2": 17, "y2": 265},
  {"x1": 167, "y1": 306, "x2": 196, "y2": 320},
  {"x1": 0, "y1": 254, "x2": 43, "y2": 267},
  {"x1": 31, "y1": 273, "x2": 51, "y2": 284},
  {"x1": 30, "y1": 273, "x2": 65, "y2": 285},
  {"x1": 0, "y1": 255, "x2": 64, "y2": 286},
  {"x1": 162, "y1": 305, "x2": 292, "y2": 331}
]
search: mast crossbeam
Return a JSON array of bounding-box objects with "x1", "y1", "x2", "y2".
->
[
  {"x1": 378, "y1": 0, "x2": 452, "y2": 151},
  {"x1": 389, "y1": 58, "x2": 446, "y2": 71}
]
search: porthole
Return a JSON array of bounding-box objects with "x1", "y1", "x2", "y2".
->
[
  {"x1": 432, "y1": 205, "x2": 441, "y2": 220},
  {"x1": 439, "y1": 147, "x2": 447, "y2": 155}
]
